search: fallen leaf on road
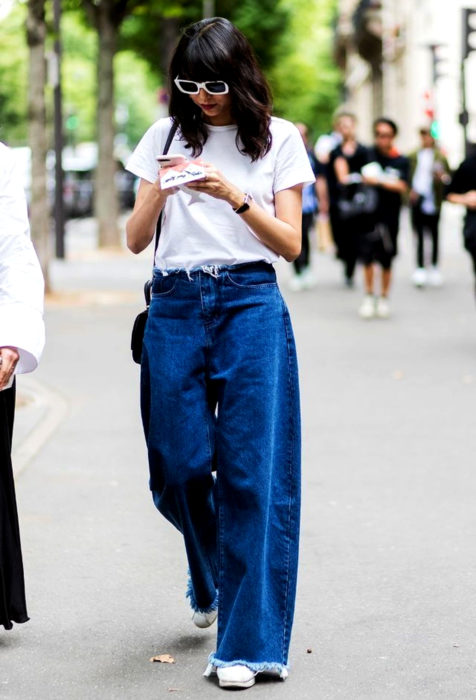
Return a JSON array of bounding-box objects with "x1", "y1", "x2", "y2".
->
[{"x1": 150, "y1": 654, "x2": 175, "y2": 664}]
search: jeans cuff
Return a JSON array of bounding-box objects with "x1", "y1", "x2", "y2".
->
[
  {"x1": 186, "y1": 576, "x2": 219, "y2": 613},
  {"x1": 207, "y1": 653, "x2": 289, "y2": 679}
]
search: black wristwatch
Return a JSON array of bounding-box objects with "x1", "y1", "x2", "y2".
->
[{"x1": 233, "y1": 192, "x2": 253, "y2": 214}]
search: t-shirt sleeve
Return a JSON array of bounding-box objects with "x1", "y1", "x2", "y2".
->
[
  {"x1": 273, "y1": 123, "x2": 316, "y2": 193},
  {"x1": 126, "y1": 119, "x2": 170, "y2": 183}
]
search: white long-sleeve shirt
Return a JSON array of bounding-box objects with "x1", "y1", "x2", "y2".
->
[{"x1": 0, "y1": 142, "x2": 45, "y2": 374}]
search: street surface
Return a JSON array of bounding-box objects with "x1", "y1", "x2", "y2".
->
[{"x1": 3, "y1": 204, "x2": 476, "y2": 699}]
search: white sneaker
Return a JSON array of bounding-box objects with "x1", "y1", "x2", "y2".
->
[
  {"x1": 300, "y1": 267, "x2": 317, "y2": 289},
  {"x1": 376, "y1": 296, "x2": 390, "y2": 318},
  {"x1": 427, "y1": 266, "x2": 443, "y2": 287},
  {"x1": 192, "y1": 608, "x2": 218, "y2": 628},
  {"x1": 412, "y1": 267, "x2": 427, "y2": 287},
  {"x1": 288, "y1": 273, "x2": 304, "y2": 292},
  {"x1": 216, "y1": 665, "x2": 257, "y2": 689},
  {"x1": 358, "y1": 294, "x2": 376, "y2": 319}
]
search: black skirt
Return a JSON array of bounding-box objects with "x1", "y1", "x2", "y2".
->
[{"x1": 0, "y1": 381, "x2": 29, "y2": 630}]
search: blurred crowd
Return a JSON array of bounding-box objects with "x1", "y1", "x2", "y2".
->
[{"x1": 292, "y1": 112, "x2": 476, "y2": 318}]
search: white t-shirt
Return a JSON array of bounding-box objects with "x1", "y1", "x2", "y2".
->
[
  {"x1": 0, "y1": 143, "x2": 45, "y2": 374},
  {"x1": 412, "y1": 148, "x2": 436, "y2": 214},
  {"x1": 126, "y1": 116, "x2": 315, "y2": 270}
]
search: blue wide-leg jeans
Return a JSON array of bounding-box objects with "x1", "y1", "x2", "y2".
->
[{"x1": 140, "y1": 261, "x2": 301, "y2": 675}]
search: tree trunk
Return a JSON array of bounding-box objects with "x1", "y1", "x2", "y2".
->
[
  {"x1": 159, "y1": 17, "x2": 180, "y2": 78},
  {"x1": 95, "y1": 7, "x2": 120, "y2": 248},
  {"x1": 26, "y1": 0, "x2": 50, "y2": 291}
]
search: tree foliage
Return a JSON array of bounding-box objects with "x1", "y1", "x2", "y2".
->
[
  {"x1": 0, "y1": 0, "x2": 341, "y2": 149},
  {"x1": 0, "y1": 3, "x2": 29, "y2": 145},
  {"x1": 269, "y1": 0, "x2": 340, "y2": 139}
]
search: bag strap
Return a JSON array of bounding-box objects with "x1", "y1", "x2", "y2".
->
[{"x1": 153, "y1": 120, "x2": 179, "y2": 262}]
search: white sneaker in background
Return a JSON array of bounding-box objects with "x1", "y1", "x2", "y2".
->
[
  {"x1": 288, "y1": 273, "x2": 304, "y2": 292},
  {"x1": 428, "y1": 266, "x2": 443, "y2": 287},
  {"x1": 376, "y1": 296, "x2": 390, "y2": 318},
  {"x1": 412, "y1": 267, "x2": 427, "y2": 288},
  {"x1": 358, "y1": 294, "x2": 376, "y2": 319},
  {"x1": 300, "y1": 267, "x2": 317, "y2": 289}
]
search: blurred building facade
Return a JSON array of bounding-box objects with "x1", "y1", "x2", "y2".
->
[{"x1": 335, "y1": 0, "x2": 476, "y2": 164}]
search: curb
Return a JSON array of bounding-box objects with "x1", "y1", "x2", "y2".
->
[{"x1": 12, "y1": 376, "x2": 69, "y2": 477}]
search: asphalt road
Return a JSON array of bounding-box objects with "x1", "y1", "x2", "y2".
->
[{"x1": 3, "y1": 205, "x2": 476, "y2": 699}]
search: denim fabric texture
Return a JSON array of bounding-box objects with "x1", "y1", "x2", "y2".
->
[{"x1": 140, "y1": 261, "x2": 301, "y2": 674}]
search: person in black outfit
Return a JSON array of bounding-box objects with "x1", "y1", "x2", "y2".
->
[
  {"x1": 358, "y1": 118, "x2": 409, "y2": 318},
  {"x1": 329, "y1": 112, "x2": 369, "y2": 286},
  {"x1": 446, "y1": 152, "x2": 476, "y2": 296},
  {"x1": 409, "y1": 127, "x2": 450, "y2": 287}
]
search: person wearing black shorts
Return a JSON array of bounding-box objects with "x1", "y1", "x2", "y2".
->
[
  {"x1": 358, "y1": 118, "x2": 409, "y2": 319},
  {"x1": 329, "y1": 113, "x2": 369, "y2": 287}
]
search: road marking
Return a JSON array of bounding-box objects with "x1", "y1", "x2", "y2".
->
[{"x1": 12, "y1": 376, "x2": 69, "y2": 477}]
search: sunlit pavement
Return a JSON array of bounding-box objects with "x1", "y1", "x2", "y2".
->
[{"x1": 4, "y1": 204, "x2": 476, "y2": 699}]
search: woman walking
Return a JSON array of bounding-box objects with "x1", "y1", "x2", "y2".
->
[
  {"x1": 126, "y1": 17, "x2": 313, "y2": 690},
  {"x1": 0, "y1": 143, "x2": 45, "y2": 631}
]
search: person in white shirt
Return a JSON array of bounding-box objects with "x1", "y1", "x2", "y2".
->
[
  {"x1": 0, "y1": 142, "x2": 45, "y2": 631},
  {"x1": 126, "y1": 17, "x2": 314, "y2": 691},
  {"x1": 409, "y1": 127, "x2": 450, "y2": 287}
]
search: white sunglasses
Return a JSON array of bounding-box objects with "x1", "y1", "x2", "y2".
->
[{"x1": 174, "y1": 76, "x2": 229, "y2": 95}]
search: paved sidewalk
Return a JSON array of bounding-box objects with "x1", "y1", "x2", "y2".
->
[{"x1": 5, "y1": 204, "x2": 476, "y2": 699}]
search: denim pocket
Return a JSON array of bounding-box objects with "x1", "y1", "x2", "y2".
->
[
  {"x1": 225, "y1": 267, "x2": 276, "y2": 290},
  {"x1": 151, "y1": 275, "x2": 177, "y2": 297}
]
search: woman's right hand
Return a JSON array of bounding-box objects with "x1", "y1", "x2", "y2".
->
[{"x1": 0, "y1": 346, "x2": 19, "y2": 391}]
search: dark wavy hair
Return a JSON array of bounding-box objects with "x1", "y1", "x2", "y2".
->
[
  {"x1": 168, "y1": 17, "x2": 272, "y2": 162},
  {"x1": 374, "y1": 117, "x2": 398, "y2": 136}
]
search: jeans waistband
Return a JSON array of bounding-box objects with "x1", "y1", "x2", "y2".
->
[{"x1": 153, "y1": 261, "x2": 273, "y2": 279}]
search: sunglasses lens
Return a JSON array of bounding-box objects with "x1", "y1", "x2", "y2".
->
[
  {"x1": 205, "y1": 81, "x2": 227, "y2": 94},
  {"x1": 177, "y1": 80, "x2": 199, "y2": 94}
]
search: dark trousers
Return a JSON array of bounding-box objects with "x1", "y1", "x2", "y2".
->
[
  {"x1": 293, "y1": 212, "x2": 314, "y2": 274},
  {"x1": 0, "y1": 381, "x2": 29, "y2": 630},
  {"x1": 330, "y1": 207, "x2": 359, "y2": 281},
  {"x1": 411, "y1": 201, "x2": 440, "y2": 267}
]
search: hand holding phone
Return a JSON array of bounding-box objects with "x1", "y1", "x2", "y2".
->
[
  {"x1": 156, "y1": 154, "x2": 207, "y2": 190},
  {"x1": 156, "y1": 154, "x2": 188, "y2": 169}
]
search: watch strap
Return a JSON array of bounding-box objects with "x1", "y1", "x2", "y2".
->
[{"x1": 234, "y1": 192, "x2": 252, "y2": 214}]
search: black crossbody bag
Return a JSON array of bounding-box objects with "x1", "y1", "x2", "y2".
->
[{"x1": 131, "y1": 122, "x2": 178, "y2": 364}]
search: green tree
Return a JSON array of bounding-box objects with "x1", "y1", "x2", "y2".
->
[
  {"x1": 0, "y1": 3, "x2": 29, "y2": 145},
  {"x1": 269, "y1": 0, "x2": 340, "y2": 138},
  {"x1": 119, "y1": 0, "x2": 289, "y2": 78}
]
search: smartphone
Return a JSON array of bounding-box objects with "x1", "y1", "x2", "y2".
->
[{"x1": 156, "y1": 154, "x2": 188, "y2": 168}]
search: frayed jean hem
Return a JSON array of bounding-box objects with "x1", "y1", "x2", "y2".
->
[
  {"x1": 205, "y1": 654, "x2": 289, "y2": 679},
  {"x1": 186, "y1": 576, "x2": 219, "y2": 613}
]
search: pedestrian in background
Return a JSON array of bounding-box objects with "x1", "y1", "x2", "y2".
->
[
  {"x1": 359, "y1": 118, "x2": 409, "y2": 319},
  {"x1": 288, "y1": 122, "x2": 320, "y2": 291},
  {"x1": 409, "y1": 126, "x2": 450, "y2": 288},
  {"x1": 329, "y1": 112, "x2": 369, "y2": 287},
  {"x1": 126, "y1": 17, "x2": 313, "y2": 690},
  {"x1": 446, "y1": 150, "x2": 476, "y2": 298},
  {"x1": 0, "y1": 143, "x2": 45, "y2": 631}
]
